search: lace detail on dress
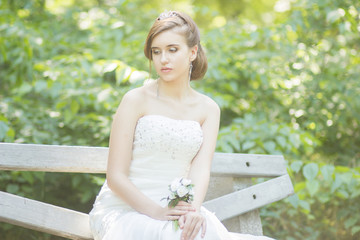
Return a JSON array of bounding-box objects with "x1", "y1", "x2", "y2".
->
[{"x1": 133, "y1": 115, "x2": 203, "y2": 162}]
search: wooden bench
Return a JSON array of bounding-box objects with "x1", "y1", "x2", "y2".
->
[{"x1": 0, "y1": 142, "x2": 294, "y2": 239}]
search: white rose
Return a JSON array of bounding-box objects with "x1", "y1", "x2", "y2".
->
[
  {"x1": 177, "y1": 185, "x2": 189, "y2": 198},
  {"x1": 170, "y1": 178, "x2": 182, "y2": 192},
  {"x1": 170, "y1": 192, "x2": 177, "y2": 200},
  {"x1": 189, "y1": 188, "x2": 195, "y2": 196},
  {"x1": 182, "y1": 178, "x2": 192, "y2": 186}
]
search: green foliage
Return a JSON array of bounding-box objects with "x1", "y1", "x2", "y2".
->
[
  {"x1": 261, "y1": 162, "x2": 360, "y2": 240},
  {"x1": 0, "y1": 0, "x2": 359, "y2": 239}
]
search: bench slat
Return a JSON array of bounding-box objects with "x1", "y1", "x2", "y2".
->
[
  {"x1": 0, "y1": 190, "x2": 255, "y2": 239},
  {"x1": 0, "y1": 143, "x2": 286, "y2": 177},
  {"x1": 0, "y1": 143, "x2": 107, "y2": 173},
  {"x1": 212, "y1": 153, "x2": 287, "y2": 177},
  {"x1": 0, "y1": 191, "x2": 93, "y2": 240},
  {"x1": 203, "y1": 174, "x2": 294, "y2": 221}
]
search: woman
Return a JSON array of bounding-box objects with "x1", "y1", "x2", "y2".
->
[{"x1": 89, "y1": 11, "x2": 274, "y2": 240}]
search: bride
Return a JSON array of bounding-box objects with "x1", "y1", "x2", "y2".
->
[{"x1": 89, "y1": 10, "x2": 275, "y2": 240}]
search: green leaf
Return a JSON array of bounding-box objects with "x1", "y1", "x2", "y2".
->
[
  {"x1": 91, "y1": 176, "x2": 106, "y2": 186},
  {"x1": 338, "y1": 172, "x2": 353, "y2": 186},
  {"x1": 0, "y1": 121, "x2": 9, "y2": 140},
  {"x1": 294, "y1": 182, "x2": 306, "y2": 193},
  {"x1": 290, "y1": 161, "x2": 303, "y2": 173},
  {"x1": 16, "y1": 82, "x2": 32, "y2": 95},
  {"x1": 299, "y1": 200, "x2": 310, "y2": 212},
  {"x1": 275, "y1": 135, "x2": 287, "y2": 148},
  {"x1": 351, "y1": 226, "x2": 360, "y2": 236},
  {"x1": 345, "y1": 217, "x2": 358, "y2": 229},
  {"x1": 321, "y1": 165, "x2": 334, "y2": 182},
  {"x1": 306, "y1": 179, "x2": 320, "y2": 197},
  {"x1": 287, "y1": 194, "x2": 299, "y2": 208},
  {"x1": 71, "y1": 100, "x2": 80, "y2": 114},
  {"x1": 317, "y1": 193, "x2": 330, "y2": 203},
  {"x1": 72, "y1": 175, "x2": 81, "y2": 187},
  {"x1": 21, "y1": 172, "x2": 34, "y2": 185},
  {"x1": 34, "y1": 80, "x2": 47, "y2": 93},
  {"x1": 219, "y1": 142, "x2": 234, "y2": 153},
  {"x1": 351, "y1": 188, "x2": 360, "y2": 199},
  {"x1": 227, "y1": 135, "x2": 239, "y2": 151},
  {"x1": 331, "y1": 174, "x2": 343, "y2": 193},
  {"x1": 336, "y1": 189, "x2": 349, "y2": 199},
  {"x1": 173, "y1": 220, "x2": 180, "y2": 231},
  {"x1": 242, "y1": 141, "x2": 255, "y2": 151},
  {"x1": 303, "y1": 163, "x2": 319, "y2": 180},
  {"x1": 56, "y1": 100, "x2": 68, "y2": 110},
  {"x1": 6, "y1": 184, "x2": 19, "y2": 194},
  {"x1": 80, "y1": 190, "x2": 92, "y2": 203},
  {"x1": 263, "y1": 141, "x2": 276, "y2": 153}
]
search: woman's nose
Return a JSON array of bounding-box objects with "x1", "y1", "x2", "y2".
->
[{"x1": 160, "y1": 52, "x2": 169, "y2": 64}]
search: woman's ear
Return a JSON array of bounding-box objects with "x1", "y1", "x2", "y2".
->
[{"x1": 190, "y1": 45, "x2": 198, "y2": 62}]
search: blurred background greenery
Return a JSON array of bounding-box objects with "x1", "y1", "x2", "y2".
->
[{"x1": 0, "y1": 0, "x2": 359, "y2": 239}]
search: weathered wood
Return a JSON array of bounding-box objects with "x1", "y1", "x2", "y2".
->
[
  {"x1": 206, "y1": 177, "x2": 263, "y2": 235},
  {"x1": 211, "y1": 153, "x2": 287, "y2": 177},
  {"x1": 0, "y1": 143, "x2": 108, "y2": 173},
  {"x1": 203, "y1": 174, "x2": 294, "y2": 221},
  {"x1": 234, "y1": 178, "x2": 263, "y2": 235},
  {"x1": 0, "y1": 143, "x2": 286, "y2": 177},
  {"x1": 238, "y1": 210, "x2": 263, "y2": 235},
  {"x1": 0, "y1": 191, "x2": 92, "y2": 240}
]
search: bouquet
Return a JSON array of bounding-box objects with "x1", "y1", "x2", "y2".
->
[{"x1": 162, "y1": 177, "x2": 194, "y2": 230}]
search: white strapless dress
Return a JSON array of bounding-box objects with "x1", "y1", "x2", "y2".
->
[{"x1": 89, "y1": 115, "x2": 275, "y2": 240}]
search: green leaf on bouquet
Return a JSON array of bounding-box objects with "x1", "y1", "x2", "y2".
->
[
  {"x1": 169, "y1": 198, "x2": 180, "y2": 208},
  {"x1": 173, "y1": 220, "x2": 180, "y2": 231}
]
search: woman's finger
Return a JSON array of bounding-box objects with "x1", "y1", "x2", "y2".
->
[
  {"x1": 166, "y1": 215, "x2": 180, "y2": 221},
  {"x1": 174, "y1": 202, "x2": 196, "y2": 211},
  {"x1": 189, "y1": 220, "x2": 203, "y2": 240},
  {"x1": 173, "y1": 205, "x2": 194, "y2": 210},
  {"x1": 178, "y1": 215, "x2": 185, "y2": 229},
  {"x1": 181, "y1": 217, "x2": 193, "y2": 240},
  {"x1": 177, "y1": 201, "x2": 192, "y2": 206},
  {"x1": 201, "y1": 218, "x2": 207, "y2": 238},
  {"x1": 168, "y1": 208, "x2": 190, "y2": 216}
]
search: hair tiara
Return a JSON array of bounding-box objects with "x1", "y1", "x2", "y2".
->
[{"x1": 157, "y1": 10, "x2": 178, "y2": 21}]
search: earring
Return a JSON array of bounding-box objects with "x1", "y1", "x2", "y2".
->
[{"x1": 189, "y1": 62, "x2": 193, "y2": 81}]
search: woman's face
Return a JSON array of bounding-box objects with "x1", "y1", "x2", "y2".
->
[{"x1": 151, "y1": 28, "x2": 196, "y2": 83}]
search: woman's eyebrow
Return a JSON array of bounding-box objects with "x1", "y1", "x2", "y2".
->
[{"x1": 151, "y1": 44, "x2": 180, "y2": 49}]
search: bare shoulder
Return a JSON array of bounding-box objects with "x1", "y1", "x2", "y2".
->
[
  {"x1": 115, "y1": 85, "x2": 152, "y2": 119},
  {"x1": 119, "y1": 82, "x2": 154, "y2": 106},
  {"x1": 121, "y1": 86, "x2": 144, "y2": 104},
  {"x1": 194, "y1": 91, "x2": 221, "y2": 122}
]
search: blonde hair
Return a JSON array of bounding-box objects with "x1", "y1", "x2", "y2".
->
[{"x1": 144, "y1": 11, "x2": 208, "y2": 81}]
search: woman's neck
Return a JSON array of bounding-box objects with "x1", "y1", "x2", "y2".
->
[{"x1": 157, "y1": 78, "x2": 192, "y2": 102}]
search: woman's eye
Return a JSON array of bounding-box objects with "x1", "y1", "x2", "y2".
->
[
  {"x1": 169, "y1": 47, "x2": 177, "y2": 52},
  {"x1": 152, "y1": 49, "x2": 160, "y2": 55}
]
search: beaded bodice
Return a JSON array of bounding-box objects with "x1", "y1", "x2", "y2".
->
[
  {"x1": 128, "y1": 115, "x2": 203, "y2": 198},
  {"x1": 133, "y1": 114, "x2": 203, "y2": 164}
]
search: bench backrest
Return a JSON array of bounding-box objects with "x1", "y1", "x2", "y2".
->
[{"x1": 0, "y1": 143, "x2": 294, "y2": 239}]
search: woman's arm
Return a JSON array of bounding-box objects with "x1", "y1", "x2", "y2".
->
[
  {"x1": 188, "y1": 98, "x2": 220, "y2": 211},
  {"x1": 106, "y1": 89, "x2": 193, "y2": 221},
  {"x1": 180, "y1": 98, "x2": 221, "y2": 239}
]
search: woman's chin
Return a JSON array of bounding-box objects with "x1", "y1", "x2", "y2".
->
[{"x1": 159, "y1": 75, "x2": 176, "y2": 82}]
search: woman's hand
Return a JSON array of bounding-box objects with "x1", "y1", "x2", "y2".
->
[
  {"x1": 179, "y1": 211, "x2": 206, "y2": 240},
  {"x1": 153, "y1": 201, "x2": 195, "y2": 221}
]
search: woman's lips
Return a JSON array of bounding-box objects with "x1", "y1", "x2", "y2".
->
[{"x1": 161, "y1": 67, "x2": 172, "y2": 73}]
